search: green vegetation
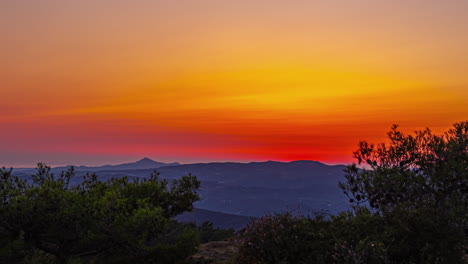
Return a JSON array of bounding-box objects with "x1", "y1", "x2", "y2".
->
[
  {"x1": 0, "y1": 165, "x2": 201, "y2": 263},
  {"x1": 237, "y1": 121, "x2": 468, "y2": 263},
  {"x1": 339, "y1": 121, "x2": 467, "y2": 263}
]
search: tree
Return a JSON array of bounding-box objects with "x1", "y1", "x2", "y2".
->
[
  {"x1": 339, "y1": 121, "x2": 468, "y2": 263},
  {"x1": 0, "y1": 164, "x2": 201, "y2": 263},
  {"x1": 236, "y1": 121, "x2": 467, "y2": 263}
]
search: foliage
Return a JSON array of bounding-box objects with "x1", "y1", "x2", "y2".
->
[
  {"x1": 236, "y1": 209, "x2": 395, "y2": 264},
  {"x1": 328, "y1": 208, "x2": 392, "y2": 264},
  {"x1": 340, "y1": 122, "x2": 467, "y2": 212},
  {"x1": 238, "y1": 121, "x2": 468, "y2": 264},
  {"x1": 236, "y1": 212, "x2": 333, "y2": 264},
  {"x1": 340, "y1": 121, "x2": 468, "y2": 263},
  {"x1": 0, "y1": 164, "x2": 201, "y2": 263}
]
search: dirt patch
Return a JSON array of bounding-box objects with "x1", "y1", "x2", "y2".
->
[{"x1": 189, "y1": 240, "x2": 239, "y2": 264}]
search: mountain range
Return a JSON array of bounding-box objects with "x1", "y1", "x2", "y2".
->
[
  {"x1": 11, "y1": 158, "x2": 351, "y2": 228},
  {"x1": 56, "y1": 157, "x2": 180, "y2": 171}
]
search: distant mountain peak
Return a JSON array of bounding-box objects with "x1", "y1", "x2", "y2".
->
[
  {"x1": 48, "y1": 158, "x2": 179, "y2": 172},
  {"x1": 136, "y1": 157, "x2": 155, "y2": 163}
]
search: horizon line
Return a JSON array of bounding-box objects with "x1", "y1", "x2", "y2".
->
[{"x1": 4, "y1": 157, "x2": 351, "y2": 169}]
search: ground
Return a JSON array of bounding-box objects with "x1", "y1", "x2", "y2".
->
[{"x1": 189, "y1": 240, "x2": 239, "y2": 264}]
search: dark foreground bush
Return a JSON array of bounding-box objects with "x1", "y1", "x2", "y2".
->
[
  {"x1": 237, "y1": 212, "x2": 333, "y2": 264},
  {"x1": 236, "y1": 209, "x2": 391, "y2": 264},
  {"x1": 0, "y1": 164, "x2": 201, "y2": 264},
  {"x1": 237, "y1": 207, "x2": 466, "y2": 264}
]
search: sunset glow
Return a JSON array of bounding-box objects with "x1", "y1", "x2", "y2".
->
[{"x1": 2, "y1": 0, "x2": 467, "y2": 166}]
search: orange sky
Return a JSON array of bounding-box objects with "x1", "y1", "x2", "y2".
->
[{"x1": 2, "y1": 0, "x2": 468, "y2": 167}]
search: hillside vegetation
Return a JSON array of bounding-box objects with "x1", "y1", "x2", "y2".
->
[{"x1": 0, "y1": 166, "x2": 205, "y2": 263}]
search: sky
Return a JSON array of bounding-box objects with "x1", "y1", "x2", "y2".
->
[{"x1": 2, "y1": 0, "x2": 468, "y2": 167}]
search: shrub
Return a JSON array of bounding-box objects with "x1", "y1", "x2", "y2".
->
[
  {"x1": 0, "y1": 164, "x2": 201, "y2": 263},
  {"x1": 340, "y1": 121, "x2": 468, "y2": 263},
  {"x1": 237, "y1": 212, "x2": 333, "y2": 264}
]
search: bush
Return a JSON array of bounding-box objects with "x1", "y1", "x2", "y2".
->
[
  {"x1": 237, "y1": 212, "x2": 333, "y2": 264},
  {"x1": 329, "y1": 208, "x2": 391, "y2": 264},
  {"x1": 0, "y1": 164, "x2": 201, "y2": 263},
  {"x1": 340, "y1": 121, "x2": 467, "y2": 263}
]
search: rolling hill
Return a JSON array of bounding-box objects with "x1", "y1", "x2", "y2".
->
[{"x1": 11, "y1": 158, "x2": 350, "y2": 223}]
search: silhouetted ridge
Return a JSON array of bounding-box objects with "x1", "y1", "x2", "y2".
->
[{"x1": 48, "y1": 158, "x2": 180, "y2": 172}]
